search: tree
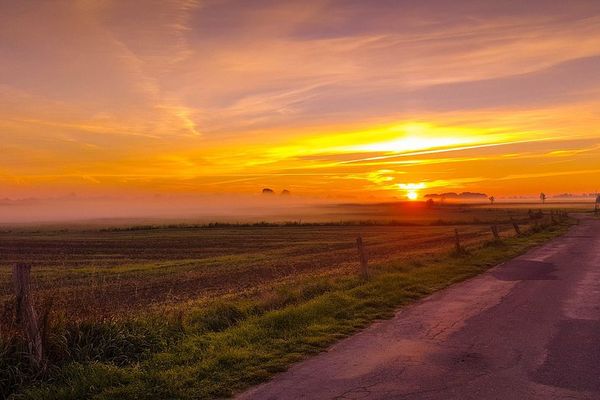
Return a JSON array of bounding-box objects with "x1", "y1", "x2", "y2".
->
[
  {"x1": 262, "y1": 188, "x2": 274, "y2": 194},
  {"x1": 426, "y1": 198, "x2": 434, "y2": 208},
  {"x1": 488, "y1": 196, "x2": 495, "y2": 205},
  {"x1": 540, "y1": 192, "x2": 546, "y2": 203},
  {"x1": 281, "y1": 189, "x2": 291, "y2": 196}
]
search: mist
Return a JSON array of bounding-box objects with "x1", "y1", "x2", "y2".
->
[{"x1": 0, "y1": 194, "x2": 353, "y2": 225}]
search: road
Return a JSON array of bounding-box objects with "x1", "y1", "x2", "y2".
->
[{"x1": 238, "y1": 216, "x2": 600, "y2": 400}]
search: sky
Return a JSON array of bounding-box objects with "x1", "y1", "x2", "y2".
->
[{"x1": 2, "y1": 0, "x2": 600, "y2": 203}]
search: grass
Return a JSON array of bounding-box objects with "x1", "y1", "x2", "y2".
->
[{"x1": 7, "y1": 219, "x2": 570, "y2": 399}]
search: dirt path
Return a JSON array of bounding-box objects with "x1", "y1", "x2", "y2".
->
[{"x1": 238, "y1": 216, "x2": 600, "y2": 399}]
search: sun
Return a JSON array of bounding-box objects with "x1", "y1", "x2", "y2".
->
[{"x1": 399, "y1": 182, "x2": 425, "y2": 201}]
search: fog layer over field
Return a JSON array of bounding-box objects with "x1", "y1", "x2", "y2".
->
[
  {"x1": 0, "y1": 194, "x2": 595, "y2": 225},
  {"x1": 0, "y1": 195, "x2": 334, "y2": 224}
]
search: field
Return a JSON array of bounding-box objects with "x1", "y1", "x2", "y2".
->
[
  {"x1": 0, "y1": 205, "x2": 545, "y2": 320},
  {"x1": 0, "y1": 204, "x2": 578, "y2": 399}
]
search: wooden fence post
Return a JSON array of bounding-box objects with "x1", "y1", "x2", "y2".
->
[
  {"x1": 512, "y1": 222, "x2": 521, "y2": 236},
  {"x1": 491, "y1": 225, "x2": 500, "y2": 240},
  {"x1": 12, "y1": 263, "x2": 44, "y2": 366},
  {"x1": 454, "y1": 228, "x2": 462, "y2": 253},
  {"x1": 356, "y1": 236, "x2": 369, "y2": 280}
]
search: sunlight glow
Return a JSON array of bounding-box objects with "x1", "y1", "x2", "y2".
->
[
  {"x1": 339, "y1": 123, "x2": 500, "y2": 154},
  {"x1": 398, "y1": 183, "x2": 426, "y2": 191},
  {"x1": 399, "y1": 183, "x2": 425, "y2": 201}
]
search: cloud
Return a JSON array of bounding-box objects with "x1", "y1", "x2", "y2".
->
[{"x1": 173, "y1": 2, "x2": 600, "y2": 133}]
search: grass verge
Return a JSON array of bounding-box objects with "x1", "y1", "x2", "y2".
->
[{"x1": 12, "y1": 223, "x2": 570, "y2": 399}]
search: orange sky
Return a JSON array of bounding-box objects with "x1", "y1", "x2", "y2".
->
[{"x1": 2, "y1": 0, "x2": 600, "y2": 202}]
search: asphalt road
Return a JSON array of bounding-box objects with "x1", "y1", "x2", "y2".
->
[{"x1": 238, "y1": 216, "x2": 600, "y2": 400}]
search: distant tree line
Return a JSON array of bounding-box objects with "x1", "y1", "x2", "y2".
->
[
  {"x1": 262, "y1": 188, "x2": 291, "y2": 195},
  {"x1": 424, "y1": 192, "x2": 487, "y2": 200}
]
